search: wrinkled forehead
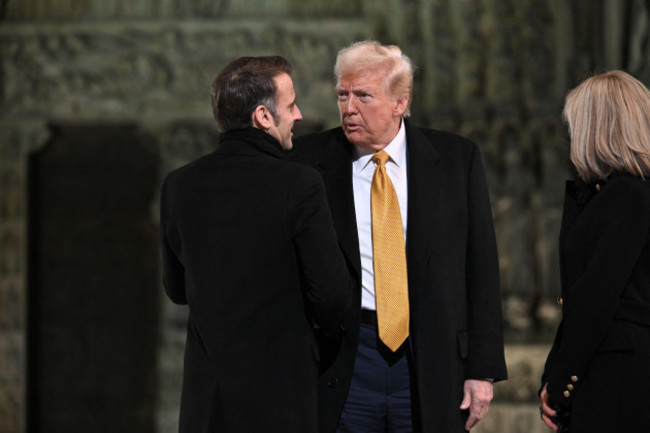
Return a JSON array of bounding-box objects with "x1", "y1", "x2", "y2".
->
[{"x1": 336, "y1": 67, "x2": 389, "y2": 91}]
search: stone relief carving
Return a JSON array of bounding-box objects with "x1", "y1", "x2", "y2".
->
[
  {"x1": 155, "y1": 120, "x2": 218, "y2": 167},
  {"x1": 2, "y1": 0, "x2": 365, "y2": 21},
  {"x1": 2, "y1": 22, "x2": 368, "y2": 124}
]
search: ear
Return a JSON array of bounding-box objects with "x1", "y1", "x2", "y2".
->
[
  {"x1": 252, "y1": 105, "x2": 274, "y2": 131},
  {"x1": 393, "y1": 95, "x2": 409, "y2": 117}
]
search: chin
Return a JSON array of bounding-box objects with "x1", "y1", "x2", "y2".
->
[{"x1": 344, "y1": 131, "x2": 362, "y2": 144}]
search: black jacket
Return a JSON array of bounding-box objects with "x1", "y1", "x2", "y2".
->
[
  {"x1": 290, "y1": 120, "x2": 507, "y2": 433},
  {"x1": 542, "y1": 174, "x2": 650, "y2": 432},
  {"x1": 161, "y1": 127, "x2": 351, "y2": 433}
]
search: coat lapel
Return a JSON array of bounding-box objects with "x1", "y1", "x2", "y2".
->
[
  {"x1": 318, "y1": 131, "x2": 362, "y2": 282},
  {"x1": 404, "y1": 122, "x2": 442, "y2": 284}
]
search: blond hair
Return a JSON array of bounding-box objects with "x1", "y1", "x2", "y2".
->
[
  {"x1": 334, "y1": 40, "x2": 414, "y2": 117},
  {"x1": 564, "y1": 70, "x2": 650, "y2": 181}
]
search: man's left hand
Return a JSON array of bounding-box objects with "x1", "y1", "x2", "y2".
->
[{"x1": 460, "y1": 379, "x2": 494, "y2": 430}]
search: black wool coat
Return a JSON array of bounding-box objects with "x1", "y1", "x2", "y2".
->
[
  {"x1": 160, "y1": 127, "x2": 351, "y2": 433},
  {"x1": 542, "y1": 175, "x2": 650, "y2": 432},
  {"x1": 290, "y1": 120, "x2": 508, "y2": 433}
]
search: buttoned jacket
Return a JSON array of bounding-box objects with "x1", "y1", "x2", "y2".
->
[
  {"x1": 542, "y1": 175, "x2": 650, "y2": 430},
  {"x1": 291, "y1": 120, "x2": 507, "y2": 433}
]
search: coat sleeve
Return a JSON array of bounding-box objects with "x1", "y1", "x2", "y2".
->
[
  {"x1": 160, "y1": 174, "x2": 188, "y2": 305},
  {"x1": 288, "y1": 168, "x2": 352, "y2": 336},
  {"x1": 544, "y1": 179, "x2": 650, "y2": 412},
  {"x1": 465, "y1": 143, "x2": 508, "y2": 382}
]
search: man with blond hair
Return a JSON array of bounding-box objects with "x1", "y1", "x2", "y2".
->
[{"x1": 291, "y1": 41, "x2": 507, "y2": 433}]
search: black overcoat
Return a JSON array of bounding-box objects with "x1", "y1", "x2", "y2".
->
[
  {"x1": 160, "y1": 127, "x2": 351, "y2": 433},
  {"x1": 542, "y1": 175, "x2": 650, "y2": 432},
  {"x1": 290, "y1": 120, "x2": 508, "y2": 433}
]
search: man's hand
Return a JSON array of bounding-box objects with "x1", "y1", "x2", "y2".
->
[
  {"x1": 539, "y1": 383, "x2": 558, "y2": 431},
  {"x1": 460, "y1": 379, "x2": 493, "y2": 430}
]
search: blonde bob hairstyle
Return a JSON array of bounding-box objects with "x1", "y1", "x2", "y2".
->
[
  {"x1": 564, "y1": 70, "x2": 650, "y2": 182},
  {"x1": 334, "y1": 40, "x2": 414, "y2": 117}
]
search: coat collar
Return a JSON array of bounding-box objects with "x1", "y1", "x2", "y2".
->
[
  {"x1": 402, "y1": 120, "x2": 443, "y2": 274},
  {"x1": 565, "y1": 178, "x2": 605, "y2": 209},
  {"x1": 315, "y1": 128, "x2": 361, "y2": 278},
  {"x1": 217, "y1": 127, "x2": 286, "y2": 159}
]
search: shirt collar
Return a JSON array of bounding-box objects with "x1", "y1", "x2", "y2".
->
[{"x1": 353, "y1": 119, "x2": 407, "y2": 173}]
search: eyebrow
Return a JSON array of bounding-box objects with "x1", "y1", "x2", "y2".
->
[{"x1": 336, "y1": 85, "x2": 374, "y2": 94}]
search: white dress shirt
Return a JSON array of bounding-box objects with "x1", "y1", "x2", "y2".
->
[{"x1": 352, "y1": 120, "x2": 408, "y2": 311}]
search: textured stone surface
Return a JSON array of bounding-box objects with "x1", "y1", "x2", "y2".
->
[
  {"x1": 475, "y1": 403, "x2": 549, "y2": 433},
  {"x1": 0, "y1": 385, "x2": 24, "y2": 433},
  {"x1": 0, "y1": 278, "x2": 23, "y2": 330},
  {"x1": 4, "y1": 0, "x2": 365, "y2": 20},
  {"x1": 496, "y1": 345, "x2": 550, "y2": 403},
  {"x1": 155, "y1": 303, "x2": 188, "y2": 433},
  {"x1": 1, "y1": 20, "x2": 369, "y2": 126},
  {"x1": 0, "y1": 333, "x2": 25, "y2": 432}
]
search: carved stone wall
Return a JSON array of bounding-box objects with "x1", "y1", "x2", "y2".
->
[
  {"x1": 1, "y1": 21, "x2": 367, "y2": 125},
  {"x1": 1, "y1": 0, "x2": 649, "y2": 432}
]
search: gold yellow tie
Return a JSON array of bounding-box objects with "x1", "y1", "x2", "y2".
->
[{"x1": 371, "y1": 150, "x2": 409, "y2": 352}]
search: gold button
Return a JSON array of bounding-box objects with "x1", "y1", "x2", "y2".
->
[
  {"x1": 567, "y1": 384, "x2": 574, "y2": 391},
  {"x1": 595, "y1": 184, "x2": 601, "y2": 191},
  {"x1": 571, "y1": 376, "x2": 579, "y2": 382},
  {"x1": 563, "y1": 390, "x2": 571, "y2": 397},
  {"x1": 556, "y1": 297, "x2": 563, "y2": 306}
]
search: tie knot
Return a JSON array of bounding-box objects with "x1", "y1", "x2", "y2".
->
[{"x1": 372, "y1": 150, "x2": 390, "y2": 166}]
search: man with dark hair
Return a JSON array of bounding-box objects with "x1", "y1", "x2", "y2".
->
[{"x1": 160, "y1": 56, "x2": 351, "y2": 433}]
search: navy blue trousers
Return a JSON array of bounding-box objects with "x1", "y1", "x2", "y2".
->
[{"x1": 336, "y1": 322, "x2": 414, "y2": 433}]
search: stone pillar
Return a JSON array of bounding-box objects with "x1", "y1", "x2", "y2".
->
[{"x1": 0, "y1": 122, "x2": 50, "y2": 433}]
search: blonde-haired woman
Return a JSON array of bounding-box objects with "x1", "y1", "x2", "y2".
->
[{"x1": 540, "y1": 70, "x2": 650, "y2": 432}]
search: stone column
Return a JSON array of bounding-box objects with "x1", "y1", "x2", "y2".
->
[{"x1": 0, "y1": 121, "x2": 50, "y2": 433}]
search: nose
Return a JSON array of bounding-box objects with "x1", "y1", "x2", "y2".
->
[
  {"x1": 343, "y1": 96, "x2": 357, "y2": 114},
  {"x1": 294, "y1": 105, "x2": 303, "y2": 121}
]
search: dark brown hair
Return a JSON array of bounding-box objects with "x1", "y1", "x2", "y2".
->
[{"x1": 211, "y1": 56, "x2": 292, "y2": 131}]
